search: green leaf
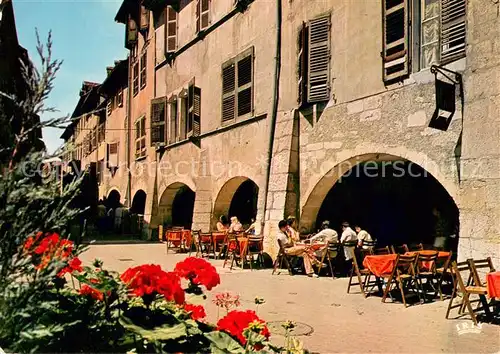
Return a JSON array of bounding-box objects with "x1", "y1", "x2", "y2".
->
[
  {"x1": 119, "y1": 316, "x2": 187, "y2": 341},
  {"x1": 205, "y1": 331, "x2": 245, "y2": 354}
]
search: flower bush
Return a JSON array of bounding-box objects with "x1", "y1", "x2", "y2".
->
[{"x1": 2, "y1": 230, "x2": 305, "y2": 353}]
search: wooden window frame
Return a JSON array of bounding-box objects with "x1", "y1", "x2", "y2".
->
[
  {"x1": 196, "y1": 0, "x2": 210, "y2": 34},
  {"x1": 140, "y1": 51, "x2": 147, "y2": 90},
  {"x1": 168, "y1": 95, "x2": 178, "y2": 145},
  {"x1": 135, "y1": 116, "x2": 147, "y2": 160},
  {"x1": 221, "y1": 47, "x2": 254, "y2": 126},
  {"x1": 133, "y1": 61, "x2": 139, "y2": 96},
  {"x1": 150, "y1": 97, "x2": 167, "y2": 146},
  {"x1": 165, "y1": 6, "x2": 178, "y2": 53}
]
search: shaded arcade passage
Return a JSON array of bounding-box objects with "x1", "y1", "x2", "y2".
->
[
  {"x1": 228, "y1": 179, "x2": 259, "y2": 226},
  {"x1": 316, "y1": 160, "x2": 459, "y2": 251},
  {"x1": 131, "y1": 190, "x2": 147, "y2": 215},
  {"x1": 171, "y1": 186, "x2": 195, "y2": 229}
]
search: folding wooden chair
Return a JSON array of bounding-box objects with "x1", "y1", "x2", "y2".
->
[
  {"x1": 381, "y1": 254, "x2": 421, "y2": 307},
  {"x1": 212, "y1": 231, "x2": 228, "y2": 260},
  {"x1": 229, "y1": 235, "x2": 246, "y2": 270},
  {"x1": 415, "y1": 251, "x2": 439, "y2": 301},
  {"x1": 466, "y1": 258, "x2": 495, "y2": 318},
  {"x1": 272, "y1": 240, "x2": 295, "y2": 275},
  {"x1": 373, "y1": 246, "x2": 392, "y2": 255},
  {"x1": 316, "y1": 241, "x2": 341, "y2": 278},
  {"x1": 223, "y1": 233, "x2": 238, "y2": 268},
  {"x1": 347, "y1": 249, "x2": 372, "y2": 297},
  {"x1": 245, "y1": 235, "x2": 264, "y2": 270},
  {"x1": 445, "y1": 261, "x2": 488, "y2": 325},
  {"x1": 408, "y1": 243, "x2": 424, "y2": 251},
  {"x1": 198, "y1": 231, "x2": 213, "y2": 258},
  {"x1": 391, "y1": 244, "x2": 409, "y2": 254},
  {"x1": 165, "y1": 229, "x2": 183, "y2": 254},
  {"x1": 436, "y1": 251, "x2": 453, "y2": 300}
]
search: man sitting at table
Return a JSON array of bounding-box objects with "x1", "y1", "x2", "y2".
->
[
  {"x1": 355, "y1": 225, "x2": 373, "y2": 250},
  {"x1": 310, "y1": 220, "x2": 338, "y2": 244},
  {"x1": 277, "y1": 220, "x2": 321, "y2": 278},
  {"x1": 229, "y1": 216, "x2": 243, "y2": 233},
  {"x1": 340, "y1": 222, "x2": 357, "y2": 261}
]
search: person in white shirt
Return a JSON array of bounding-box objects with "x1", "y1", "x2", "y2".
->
[
  {"x1": 340, "y1": 222, "x2": 357, "y2": 260},
  {"x1": 276, "y1": 220, "x2": 320, "y2": 278},
  {"x1": 228, "y1": 216, "x2": 243, "y2": 233},
  {"x1": 355, "y1": 225, "x2": 373, "y2": 249},
  {"x1": 310, "y1": 220, "x2": 338, "y2": 244}
]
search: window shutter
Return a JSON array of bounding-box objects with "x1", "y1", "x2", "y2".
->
[
  {"x1": 188, "y1": 80, "x2": 201, "y2": 138},
  {"x1": 140, "y1": 6, "x2": 150, "y2": 31},
  {"x1": 196, "y1": 0, "x2": 201, "y2": 33},
  {"x1": 127, "y1": 16, "x2": 138, "y2": 45},
  {"x1": 151, "y1": 97, "x2": 166, "y2": 145},
  {"x1": 166, "y1": 6, "x2": 178, "y2": 52},
  {"x1": 237, "y1": 52, "x2": 253, "y2": 117},
  {"x1": 168, "y1": 96, "x2": 178, "y2": 144},
  {"x1": 440, "y1": 0, "x2": 466, "y2": 63},
  {"x1": 298, "y1": 22, "x2": 308, "y2": 106},
  {"x1": 222, "y1": 62, "x2": 236, "y2": 123},
  {"x1": 382, "y1": 0, "x2": 410, "y2": 82},
  {"x1": 133, "y1": 62, "x2": 139, "y2": 95},
  {"x1": 307, "y1": 16, "x2": 331, "y2": 103},
  {"x1": 140, "y1": 51, "x2": 147, "y2": 89}
]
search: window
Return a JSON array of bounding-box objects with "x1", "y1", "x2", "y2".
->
[
  {"x1": 298, "y1": 16, "x2": 331, "y2": 104},
  {"x1": 107, "y1": 100, "x2": 112, "y2": 116},
  {"x1": 166, "y1": 6, "x2": 178, "y2": 52},
  {"x1": 135, "y1": 116, "x2": 146, "y2": 159},
  {"x1": 98, "y1": 123, "x2": 105, "y2": 144},
  {"x1": 196, "y1": 0, "x2": 210, "y2": 33},
  {"x1": 187, "y1": 80, "x2": 201, "y2": 138},
  {"x1": 382, "y1": 0, "x2": 410, "y2": 82},
  {"x1": 168, "y1": 96, "x2": 178, "y2": 144},
  {"x1": 221, "y1": 47, "x2": 254, "y2": 124},
  {"x1": 133, "y1": 61, "x2": 139, "y2": 96},
  {"x1": 117, "y1": 89, "x2": 124, "y2": 107},
  {"x1": 97, "y1": 159, "x2": 105, "y2": 184},
  {"x1": 140, "y1": 51, "x2": 147, "y2": 89},
  {"x1": 107, "y1": 142, "x2": 119, "y2": 168},
  {"x1": 126, "y1": 15, "x2": 138, "y2": 48},
  {"x1": 179, "y1": 90, "x2": 188, "y2": 141},
  {"x1": 140, "y1": 5, "x2": 150, "y2": 32},
  {"x1": 150, "y1": 97, "x2": 166, "y2": 145}
]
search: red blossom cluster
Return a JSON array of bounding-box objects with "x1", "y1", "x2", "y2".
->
[
  {"x1": 183, "y1": 303, "x2": 206, "y2": 321},
  {"x1": 80, "y1": 284, "x2": 104, "y2": 301},
  {"x1": 120, "y1": 264, "x2": 185, "y2": 304},
  {"x1": 217, "y1": 310, "x2": 270, "y2": 346},
  {"x1": 174, "y1": 257, "x2": 220, "y2": 290},
  {"x1": 23, "y1": 232, "x2": 82, "y2": 275}
]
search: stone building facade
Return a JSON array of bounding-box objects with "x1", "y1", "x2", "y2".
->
[{"x1": 62, "y1": 0, "x2": 500, "y2": 263}]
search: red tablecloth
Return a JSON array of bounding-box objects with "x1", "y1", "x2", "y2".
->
[
  {"x1": 228, "y1": 237, "x2": 249, "y2": 256},
  {"x1": 405, "y1": 250, "x2": 450, "y2": 271},
  {"x1": 363, "y1": 254, "x2": 398, "y2": 277},
  {"x1": 486, "y1": 271, "x2": 500, "y2": 298}
]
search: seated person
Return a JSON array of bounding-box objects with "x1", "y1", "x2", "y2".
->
[
  {"x1": 216, "y1": 215, "x2": 228, "y2": 232},
  {"x1": 277, "y1": 220, "x2": 321, "y2": 278},
  {"x1": 245, "y1": 218, "x2": 258, "y2": 235},
  {"x1": 309, "y1": 220, "x2": 338, "y2": 244},
  {"x1": 228, "y1": 216, "x2": 243, "y2": 233},
  {"x1": 355, "y1": 225, "x2": 373, "y2": 249},
  {"x1": 341, "y1": 222, "x2": 357, "y2": 261},
  {"x1": 286, "y1": 216, "x2": 301, "y2": 243}
]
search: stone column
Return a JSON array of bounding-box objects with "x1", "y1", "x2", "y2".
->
[{"x1": 191, "y1": 149, "x2": 213, "y2": 232}]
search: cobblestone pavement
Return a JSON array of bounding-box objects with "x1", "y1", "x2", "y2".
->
[{"x1": 80, "y1": 244, "x2": 500, "y2": 353}]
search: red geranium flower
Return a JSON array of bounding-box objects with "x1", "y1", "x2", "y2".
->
[
  {"x1": 174, "y1": 257, "x2": 220, "y2": 291},
  {"x1": 120, "y1": 264, "x2": 185, "y2": 304},
  {"x1": 183, "y1": 303, "x2": 206, "y2": 321},
  {"x1": 57, "y1": 257, "x2": 83, "y2": 278},
  {"x1": 34, "y1": 233, "x2": 60, "y2": 255},
  {"x1": 217, "y1": 310, "x2": 270, "y2": 346},
  {"x1": 80, "y1": 284, "x2": 104, "y2": 301}
]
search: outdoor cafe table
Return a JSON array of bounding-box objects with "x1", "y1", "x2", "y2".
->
[
  {"x1": 405, "y1": 250, "x2": 451, "y2": 271},
  {"x1": 486, "y1": 271, "x2": 500, "y2": 299},
  {"x1": 363, "y1": 254, "x2": 398, "y2": 277}
]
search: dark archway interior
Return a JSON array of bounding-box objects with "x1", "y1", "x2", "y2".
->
[
  {"x1": 107, "y1": 190, "x2": 121, "y2": 209},
  {"x1": 316, "y1": 161, "x2": 459, "y2": 252},
  {"x1": 228, "y1": 180, "x2": 259, "y2": 226},
  {"x1": 171, "y1": 186, "x2": 195, "y2": 229},
  {"x1": 131, "y1": 190, "x2": 147, "y2": 215}
]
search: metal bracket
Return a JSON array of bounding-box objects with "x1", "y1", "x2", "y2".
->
[{"x1": 430, "y1": 65, "x2": 461, "y2": 84}]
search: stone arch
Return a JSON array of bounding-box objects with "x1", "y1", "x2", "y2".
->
[
  {"x1": 301, "y1": 150, "x2": 459, "y2": 234},
  {"x1": 212, "y1": 176, "x2": 259, "y2": 228},
  {"x1": 131, "y1": 189, "x2": 147, "y2": 215},
  {"x1": 158, "y1": 182, "x2": 196, "y2": 228},
  {"x1": 107, "y1": 188, "x2": 122, "y2": 209}
]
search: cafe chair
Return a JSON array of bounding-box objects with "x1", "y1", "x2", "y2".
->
[
  {"x1": 347, "y1": 249, "x2": 372, "y2": 297},
  {"x1": 382, "y1": 254, "x2": 421, "y2": 307},
  {"x1": 445, "y1": 261, "x2": 488, "y2": 326},
  {"x1": 391, "y1": 244, "x2": 409, "y2": 254},
  {"x1": 198, "y1": 231, "x2": 214, "y2": 259},
  {"x1": 415, "y1": 251, "x2": 439, "y2": 302},
  {"x1": 165, "y1": 229, "x2": 183, "y2": 254},
  {"x1": 189, "y1": 229, "x2": 202, "y2": 257},
  {"x1": 373, "y1": 246, "x2": 392, "y2": 255},
  {"x1": 465, "y1": 258, "x2": 495, "y2": 318},
  {"x1": 436, "y1": 251, "x2": 453, "y2": 300},
  {"x1": 316, "y1": 241, "x2": 341, "y2": 279},
  {"x1": 246, "y1": 235, "x2": 265, "y2": 270},
  {"x1": 272, "y1": 239, "x2": 295, "y2": 276},
  {"x1": 408, "y1": 243, "x2": 424, "y2": 251}
]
